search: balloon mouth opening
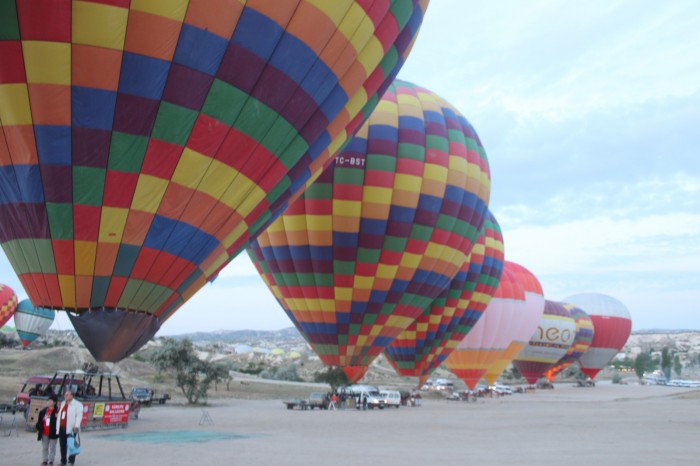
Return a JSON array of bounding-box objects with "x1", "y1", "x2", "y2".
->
[
  {"x1": 418, "y1": 375, "x2": 429, "y2": 389},
  {"x1": 342, "y1": 366, "x2": 369, "y2": 384},
  {"x1": 68, "y1": 308, "x2": 160, "y2": 362}
]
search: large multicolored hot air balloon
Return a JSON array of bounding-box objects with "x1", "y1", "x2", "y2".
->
[
  {"x1": 445, "y1": 266, "x2": 525, "y2": 389},
  {"x1": 511, "y1": 300, "x2": 576, "y2": 384},
  {"x1": 14, "y1": 299, "x2": 55, "y2": 346},
  {"x1": 544, "y1": 304, "x2": 594, "y2": 382},
  {"x1": 384, "y1": 210, "x2": 504, "y2": 385},
  {"x1": 0, "y1": 283, "x2": 18, "y2": 327},
  {"x1": 564, "y1": 293, "x2": 632, "y2": 379},
  {"x1": 0, "y1": 0, "x2": 428, "y2": 360},
  {"x1": 249, "y1": 80, "x2": 491, "y2": 382},
  {"x1": 483, "y1": 261, "x2": 545, "y2": 384}
]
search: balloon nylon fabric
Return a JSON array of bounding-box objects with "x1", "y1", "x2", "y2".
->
[
  {"x1": 483, "y1": 261, "x2": 545, "y2": 384},
  {"x1": 564, "y1": 293, "x2": 632, "y2": 379},
  {"x1": 545, "y1": 304, "x2": 594, "y2": 382},
  {"x1": 511, "y1": 300, "x2": 576, "y2": 384},
  {"x1": 0, "y1": 283, "x2": 18, "y2": 327},
  {"x1": 0, "y1": 0, "x2": 427, "y2": 317},
  {"x1": 384, "y1": 210, "x2": 504, "y2": 379},
  {"x1": 445, "y1": 265, "x2": 525, "y2": 389},
  {"x1": 249, "y1": 80, "x2": 491, "y2": 374},
  {"x1": 13, "y1": 298, "x2": 55, "y2": 346}
]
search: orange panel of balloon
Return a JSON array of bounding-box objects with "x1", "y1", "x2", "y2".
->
[
  {"x1": 384, "y1": 210, "x2": 504, "y2": 386},
  {"x1": 483, "y1": 261, "x2": 545, "y2": 385},
  {"x1": 563, "y1": 293, "x2": 632, "y2": 379},
  {"x1": 0, "y1": 0, "x2": 429, "y2": 360},
  {"x1": 248, "y1": 80, "x2": 491, "y2": 383},
  {"x1": 544, "y1": 304, "x2": 594, "y2": 382},
  {"x1": 445, "y1": 266, "x2": 525, "y2": 389},
  {"x1": 511, "y1": 300, "x2": 576, "y2": 384},
  {"x1": 0, "y1": 283, "x2": 18, "y2": 327}
]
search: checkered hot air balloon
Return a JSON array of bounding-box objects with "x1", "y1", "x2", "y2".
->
[
  {"x1": 248, "y1": 80, "x2": 491, "y2": 383},
  {"x1": 14, "y1": 299, "x2": 55, "y2": 346},
  {"x1": 0, "y1": 0, "x2": 428, "y2": 361},
  {"x1": 384, "y1": 210, "x2": 504, "y2": 386},
  {"x1": 0, "y1": 283, "x2": 19, "y2": 327},
  {"x1": 544, "y1": 304, "x2": 595, "y2": 382}
]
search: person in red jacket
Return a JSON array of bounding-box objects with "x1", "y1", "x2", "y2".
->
[{"x1": 36, "y1": 394, "x2": 59, "y2": 466}]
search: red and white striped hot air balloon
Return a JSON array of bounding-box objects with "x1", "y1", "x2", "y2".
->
[
  {"x1": 445, "y1": 266, "x2": 526, "y2": 389},
  {"x1": 563, "y1": 293, "x2": 632, "y2": 379},
  {"x1": 483, "y1": 261, "x2": 545, "y2": 384}
]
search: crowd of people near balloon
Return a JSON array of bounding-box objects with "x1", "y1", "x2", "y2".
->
[{"x1": 0, "y1": 0, "x2": 632, "y2": 392}]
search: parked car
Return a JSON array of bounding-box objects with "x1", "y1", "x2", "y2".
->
[
  {"x1": 343, "y1": 385, "x2": 385, "y2": 409},
  {"x1": 492, "y1": 383, "x2": 513, "y2": 395},
  {"x1": 307, "y1": 392, "x2": 328, "y2": 409},
  {"x1": 365, "y1": 391, "x2": 385, "y2": 409},
  {"x1": 130, "y1": 387, "x2": 153, "y2": 406},
  {"x1": 432, "y1": 378, "x2": 454, "y2": 391},
  {"x1": 380, "y1": 390, "x2": 401, "y2": 408}
]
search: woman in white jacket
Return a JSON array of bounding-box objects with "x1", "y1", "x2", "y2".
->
[{"x1": 55, "y1": 390, "x2": 83, "y2": 466}]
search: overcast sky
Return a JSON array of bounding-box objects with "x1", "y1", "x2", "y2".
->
[{"x1": 1, "y1": 1, "x2": 698, "y2": 335}]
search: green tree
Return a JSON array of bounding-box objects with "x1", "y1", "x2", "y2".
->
[
  {"x1": 150, "y1": 338, "x2": 229, "y2": 404},
  {"x1": 0, "y1": 331, "x2": 18, "y2": 347},
  {"x1": 661, "y1": 347, "x2": 673, "y2": 381},
  {"x1": 634, "y1": 352, "x2": 653, "y2": 380},
  {"x1": 314, "y1": 366, "x2": 349, "y2": 390},
  {"x1": 502, "y1": 365, "x2": 523, "y2": 381},
  {"x1": 673, "y1": 355, "x2": 682, "y2": 378},
  {"x1": 211, "y1": 363, "x2": 233, "y2": 391}
]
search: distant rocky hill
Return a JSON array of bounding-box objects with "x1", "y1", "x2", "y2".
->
[
  {"x1": 5, "y1": 326, "x2": 700, "y2": 366},
  {"x1": 624, "y1": 331, "x2": 700, "y2": 356},
  {"x1": 171, "y1": 327, "x2": 303, "y2": 343}
]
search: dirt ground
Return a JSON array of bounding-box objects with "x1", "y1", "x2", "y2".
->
[{"x1": 2, "y1": 382, "x2": 698, "y2": 466}]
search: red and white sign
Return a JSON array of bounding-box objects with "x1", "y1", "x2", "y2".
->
[
  {"x1": 81, "y1": 403, "x2": 91, "y2": 426},
  {"x1": 102, "y1": 402, "x2": 130, "y2": 424}
]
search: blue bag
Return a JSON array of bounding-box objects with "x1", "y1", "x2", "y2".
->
[{"x1": 68, "y1": 433, "x2": 81, "y2": 456}]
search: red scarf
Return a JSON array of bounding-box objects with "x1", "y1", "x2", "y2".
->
[
  {"x1": 59, "y1": 403, "x2": 68, "y2": 428},
  {"x1": 43, "y1": 407, "x2": 54, "y2": 436}
]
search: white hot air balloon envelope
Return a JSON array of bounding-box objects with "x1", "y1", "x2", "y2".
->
[
  {"x1": 14, "y1": 299, "x2": 55, "y2": 347},
  {"x1": 563, "y1": 293, "x2": 632, "y2": 379}
]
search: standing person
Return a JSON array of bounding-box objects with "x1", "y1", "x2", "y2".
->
[
  {"x1": 56, "y1": 390, "x2": 83, "y2": 466},
  {"x1": 36, "y1": 394, "x2": 59, "y2": 466}
]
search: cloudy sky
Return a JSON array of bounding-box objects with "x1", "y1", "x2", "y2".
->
[{"x1": 2, "y1": 1, "x2": 698, "y2": 334}]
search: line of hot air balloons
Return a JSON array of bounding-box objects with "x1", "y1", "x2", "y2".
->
[
  {"x1": 0, "y1": 0, "x2": 633, "y2": 379},
  {"x1": 247, "y1": 77, "x2": 633, "y2": 385}
]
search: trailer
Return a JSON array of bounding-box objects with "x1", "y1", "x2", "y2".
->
[
  {"x1": 25, "y1": 370, "x2": 132, "y2": 432},
  {"x1": 283, "y1": 392, "x2": 327, "y2": 410}
]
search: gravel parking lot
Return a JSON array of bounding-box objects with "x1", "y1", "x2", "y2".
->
[{"x1": 2, "y1": 382, "x2": 699, "y2": 466}]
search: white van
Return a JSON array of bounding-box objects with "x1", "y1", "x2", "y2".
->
[
  {"x1": 344, "y1": 385, "x2": 385, "y2": 409},
  {"x1": 380, "y1": 390, "x2": 401, "y2": 408}
]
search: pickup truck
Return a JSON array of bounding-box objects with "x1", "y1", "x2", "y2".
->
[
  {"x1": 130, "y1": 388, "x2": 171, "y2": 406},
  {"x1": 283, "y1": 392, "x2": 327, "y2": 410}
]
